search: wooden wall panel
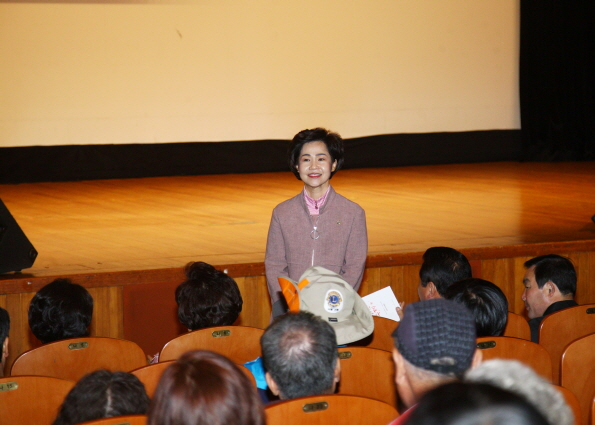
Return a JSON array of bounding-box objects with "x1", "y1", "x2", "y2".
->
[
  {"x1": 567, "y1": 251, "x2": 595, "y2": 305},
  {"x1": 2, "y1": 292, "x2": 37, "y2": 374},
  {"x1": 481, "y1": 257, "x2": 522, "y2": 314},
  {"x1": 88, "y1": 286, "x2": 124, "y2": 339},
  {"x1": 235, "y1": 275, "x2": 271, "y2": 330}
]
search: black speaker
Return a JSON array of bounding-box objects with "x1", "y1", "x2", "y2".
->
[{"x1": 0, "y1": 199, "x2": 38, "y2": 274}]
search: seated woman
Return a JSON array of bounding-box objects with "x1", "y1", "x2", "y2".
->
[
  {"x1": 443, "y1": 277, "x2": 509, "y2": 337},
  {"x1": 28, "y1": 278, "x2": 93, "y2": 344},
  {"x1": 52, "y1": 370, "x2": 150, "y2": 425},
  {"x1": 148, "y1": 350, "x2": 265, "y2": 425},
  {"x1": 176, "y1": 261, "x2": 243, "y2": 331},
  {"x1": 151, "y1": 261, "x2": 243, "y2": 363}
]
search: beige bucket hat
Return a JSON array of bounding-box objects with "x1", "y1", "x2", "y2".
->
[{"x1": 279, "y1": 266, "x2": 374, "y2": 344}]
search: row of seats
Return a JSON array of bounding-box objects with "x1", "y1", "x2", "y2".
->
[{"x1": 4, "y1": 304, "x2": 595, "y2": 425}]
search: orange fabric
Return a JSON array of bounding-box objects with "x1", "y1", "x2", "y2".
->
[{"x1": 279, "y1": 277, "x2": 300, "y2": 312}]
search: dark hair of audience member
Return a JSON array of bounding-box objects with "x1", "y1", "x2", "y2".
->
[
  {"x1": 148, "y1": 350, "x2": 264, "y2": 425},
  {"x1": 287, "y1": 127, "x2": 344, "y2": 180},
  {"x1": 260, "y1": 311, "x2": 338, "y2": 399},
  {"x1": 524, "y1": 254, "x2": 577, "y2": 296},
  {"x1": 28, "y1": 278, "x2": 93, "y2": 344},
  {"x1": 444, "y1": 278, "x2": 509, "y2": 337},
  {"x1": 0, "y1": 306, "x2": 9, "y2": 349},
  {"x1": 176, "y1": 262, "x2": 243, "y2": 331},
  {"x1": 419, "y1": 247, "x2": 472, "y2": 296},
  {"x1": 407, "y1": 382, "x2": 549, "y2": 425},
  {"x1": 52, "y1": 370, "x2": 150, "y2": 425}
]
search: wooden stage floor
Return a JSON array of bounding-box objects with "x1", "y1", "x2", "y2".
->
[
  {"x1": 2, "y1": 161, "x2": 595, "y2": 366},
  {"x1": 1, "y1": 161, "x2": 595, "y2": 281}
]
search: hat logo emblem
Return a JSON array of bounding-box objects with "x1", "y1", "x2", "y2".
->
[{"x1": 324, "y1": 290, "x2": 343, "y2": 313}]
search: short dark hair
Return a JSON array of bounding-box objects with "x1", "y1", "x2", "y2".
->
[
  {"x1": 176, "y1": 262, "x2": 243, "y2": 331},
  {"x1": 444, "y1": 278, "x2": 509, "y2": 337},
  {"x1": 0, "y1": 307, "x2": 9, "y2": 349},
  {"x1": 524, "y1": 255, "x2": 577, "y2": 296},
  {"x1": 288, "y1": 128, "x2": 345, "y2": 180},
  {"x1": 52, "y1": 370, "x2": 150, "y2": 425},
  {"x1": 28, "y1": 278, "x2": 93, "y2": 344},
  {"x1": 407, "y1": 382, "x2": 549, "y2": 425},
  {"x1": 148, "y1": 350, "x2": 264, "y2": 425},
  {"x1": 261, "y1": 311, "x2": 338, "y2": 399},
  {"x1": 419, "y1": 247, "x2": 472, "y2": 296}
]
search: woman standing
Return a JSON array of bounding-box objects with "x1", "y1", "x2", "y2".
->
[{"x1": 265, "y1": 128, "x2": 368, "y2": 317}]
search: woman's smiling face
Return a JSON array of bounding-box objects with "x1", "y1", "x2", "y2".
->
[{"x1": 296, "y1": 141, "x2": 337, "y2": 194}]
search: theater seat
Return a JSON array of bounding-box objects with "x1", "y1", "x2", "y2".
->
[
  {"x1": 560, "y1": 333, "x2": 595, "y2": 425},
  {"x1": 503, "y1": 311, "x2": 531, "y2": 340},
  {"x1": 476, "y1": 336, "x2": 553, "y2": 382},
  {"x1": 77, "y1": 415, "x2": 147, "y2": 425},
  {"x1": 265, "y1": 394, "x2": 398, "y2": 425},
  {"x1": 539, "y1": 304, "x2": 595, "y2": 384},
  {"x1": 11, "y1": 336, "x2": 147, "y2": 381},
  {"x1": 0, "y1": 375, "x2": 74, "y2": 425},
  {"x1": 159, "y1": 325, "x2": 264, "y2": 364},
  {"x1": 337, "y1": 346, "x2": 397, "y2": 406}
]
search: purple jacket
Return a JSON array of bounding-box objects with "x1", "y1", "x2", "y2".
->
[{"x1": 265, "y1": 186, "x2": 368, "y2": 305}]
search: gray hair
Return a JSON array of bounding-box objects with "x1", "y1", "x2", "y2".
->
[{"x1": 465, "y1": 359, "x2": 573, "y2": 425}]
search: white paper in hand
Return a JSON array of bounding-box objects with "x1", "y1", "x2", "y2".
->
[{"x1": 362, "y1": 286, "x2": 401, "y2": 322}]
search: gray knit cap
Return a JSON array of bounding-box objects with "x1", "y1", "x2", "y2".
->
[{"x1": 392, "y1": 298, "x2": 477, "y2": 377}]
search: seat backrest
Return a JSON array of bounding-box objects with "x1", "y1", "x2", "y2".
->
[
  {"x1": 10, "y1": 337, "x2": 148, "y2": 381},
  {"x1": 503, "y1": 311, "x2": 531, "y2": 340},
  {"x1": 78, "y1": 414, "x2": 147, "y2": 425},
  {"x1": 337, "y1": 346, "x2": 397, "y2": 406},
  {"x1": 0, "y1": 375, "x2": 75, "y2": 425},
  {"x1": 552, "y1": 384, "x2": 581, "y2": 425},
  {"x1": 159, "y1": 326, "x2": 264, "y2": 364},
  {"x1": 560, "y1": 333, "x2": 595, "y2": 425},
  {"x1": 476, "y1": 336, "x2": 553, "y2": 382},
  {"x1": 365, "y1": 316, "x2": 398, "y2": 352},
  {"x1": 131, "y1": 360, "x2": 257, "y2": 398},
  {"x1": 540, "y1": 304, "x2": 595, "y2": 384},
  {"x1": 130, "y1": 361, "x2": 175, "y2": 398},
  {"x1": 265, "y1": 394, "x2": 398, "y2": 425}
]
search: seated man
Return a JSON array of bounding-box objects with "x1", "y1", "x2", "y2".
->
[
  {"x1": 418, "y1": 247, "x2": 472, "y2": 301},
  {"x1": 466, "y1": 359, "x2": 574, "y2": 425},
  {"x1": 406, "y1": 382, "x2": 549, "y2": 425},
  {"x1": 0, "y1": 306, "x2": 9, "y2": 377},
  {"x1": 522, "y1": 254, "x2": 577, "y2": 342},
  {"x1": 28, "y1": 278, "x2": 93, "y2": 344},
  {"x1": 260, "y1": 311, "x2": 340, "y2": 400},
  {"x1": 390, "y1": 298, "x2": 482, "y2": 425},
  {"x1": 444, "y1": 278, "x2": 509, "y2": 337}
]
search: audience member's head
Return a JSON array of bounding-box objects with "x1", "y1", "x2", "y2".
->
[
  {"x1": 522, "y1": 254, "x2": 576, "y2": 319},
  {"x1": 261, "y1": 311, "x2": 340, "y2": 400},
  {"x1": 148, "y1": 350, "x2": 264, "y2": 425},
  {"x1": 444, "y1": 278, "x2": 509, "y2": 337},
  {"x1": 466, "y1": 359, "x2": 574, "y2": 425},
  {"x1": 0, "y1": 306, "x2": 9, "y2": 377},
  {"x1": 52, "y1": 370, "x2": 150, "y2": 425},
  {"x1": 418, "y1": 247, "x2": 472, "y2": 300},
  {"x1": 406, "y1": 382, "x2": 549, "y2": 425},
  {"x1": 392, "y1": 298, "x2": 481, "y2": 410},
  {"x1": 288, "y1": 128, "x2": 344, "y2": 180},
  {"x1": 28, "y1": 278, "x2": 93, "y2": 344},
  {"x1": 176, "y1": 261, "x2": 243, "y2": 331}
]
